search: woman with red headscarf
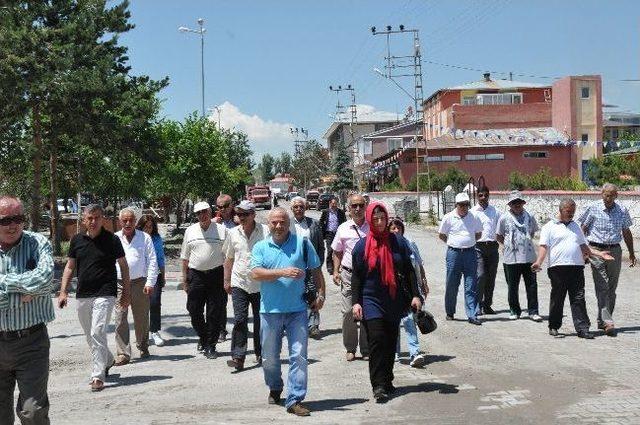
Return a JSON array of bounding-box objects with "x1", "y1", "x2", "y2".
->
[{"x1": 351, "y1": 202, "x2": 422, "y2": 402}]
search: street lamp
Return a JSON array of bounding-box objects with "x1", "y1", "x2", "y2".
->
[
  {"x1": 209, "y1": 105, "x2": 222, "y2": 128},
  {"x1": 179, "y1": 18, "x2": 206, "y2": 117}
]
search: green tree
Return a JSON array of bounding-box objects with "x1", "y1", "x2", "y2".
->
[
  {"x1": 274, "y1": 152, "x2": 293, "y2": 176},
  {"x1": 258, "y1": 153, "x2": 275, "y2": 183},
  {"x1": 330, "y1": 140, "x2": 355, "y2": 194},
  {"x1": 291, "y1": 140, "x2": 330, "y2": 191}
]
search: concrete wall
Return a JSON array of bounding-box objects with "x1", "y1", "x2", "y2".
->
[
  {"x1": 451, "y1": 103, "x2": 552, "y2": 129},
  {"x1": 368, "y1": 190, "x2": 640, "y2": 233}
]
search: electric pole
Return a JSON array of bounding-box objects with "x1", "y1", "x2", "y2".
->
[{"x1": 329, "y1": 84, "x2": 358, "y2": 186}]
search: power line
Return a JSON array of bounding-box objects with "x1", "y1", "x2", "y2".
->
[{"x1": 424, "y1": 60, "x2": 560, "y2": 80}]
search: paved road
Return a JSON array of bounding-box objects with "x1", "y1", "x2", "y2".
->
[{"x1": 42, "y1": 205, "x2": 639, "y2": 424}]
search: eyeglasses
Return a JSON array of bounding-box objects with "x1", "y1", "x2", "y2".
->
[
  {"x1": 216, "y1": 204, "x2": 231, "y2": 209},
  {"x1": 350, "y1": 203, "x2": 365, "y2": 209},
  {"x1": 0, "y1": 215, "x2": 26, "y2": 226},
  {"x1": 236, "y1": 212, "x2": 250, "y2": 217}
]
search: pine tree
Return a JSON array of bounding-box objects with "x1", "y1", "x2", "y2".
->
[{"x1": 331, "y1": 139, "x2": 355, "y2": 194}]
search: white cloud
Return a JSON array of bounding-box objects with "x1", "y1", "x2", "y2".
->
[
  {"x1": 356, "y1": 104, "x2": 401, "y2": 121},
  {"x1": 208, "y1": 101, "x2": 294, "y2": 157}
]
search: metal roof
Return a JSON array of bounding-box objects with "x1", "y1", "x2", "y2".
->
[{"x1": 446, "y1": 79, "x2": 550, "y2": 91}]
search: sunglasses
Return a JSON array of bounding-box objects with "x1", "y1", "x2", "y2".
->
[
  {"x1": 350, "y1": 203, "x2": 365, "y2": 209},
  {"x1": 0, "y1": 215, "x2": 26, "y2": 226},
  {"x1": 216, "y1": 204, "x2": 231, "y2": 209},
  {"x1": 235, "y1": 211, "x2": 251, "y2": 217}
]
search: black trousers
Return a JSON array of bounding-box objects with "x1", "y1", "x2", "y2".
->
[
  {"x1": 503, "y1": 263, "x2": 539, "y2": 315},
  {"x1": 220, "y1": 291, "x2": 228, "y2": 337},
  {"x1": 475, "y1": 242, "x2": 499, "y2": 310},
  {"x1": 324, "y1": 231, "x2": 336, "y2": 274},
  {"x1": 186, "y1": 266, "x2": 226, "y2": 347},
  {"x1": 547, "y1": 265, "x2": 590, "y2": 332},
  {"x1": 363, "y1": 318, "x2": 399, "y2": 391},
  {"x1": 149, "y1": 272, "x2": 164, "y2": 332},
  {"x1": 230, "y1": 287, "x2": 261, "y2": 360}
]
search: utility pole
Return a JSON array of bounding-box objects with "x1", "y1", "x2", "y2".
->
[
  {"x1": 371, "y1": 25, "x2": 430, "y2": 211},
  {"x1": 179, "y1": 18, "x2": 207, "y2": 117},
  {"x1": 329, "y1": 84, "x2": 358, "y2": 186},
  {"x1": 290, "y1": 127, "x2": 309, "y2": 156}
]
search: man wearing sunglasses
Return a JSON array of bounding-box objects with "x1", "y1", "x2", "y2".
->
[
  {"x1": 213, "y1": 194, "x2": 237, "y2": 343},
  {"x1": 0, "y1": 196, "x2": 54, "y2": 424},
  {"x1": 331, "y1": 194, "x2": 370, "y2": 361},
  {"x1": 222, "y1": 201, "x2": 269, "y2": 371}
]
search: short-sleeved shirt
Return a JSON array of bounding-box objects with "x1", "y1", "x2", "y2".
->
[
  {"x1": 438, "y1": 210, "x2": 483, "y2": 248},
  {"x1": 250, "y1": 232, "x2": 320, "y2": 313},
  {"x1": 180, "y1": 222, "x2": 227, "y2": 271},
  {"x1": 577, "y1": 200, "x2": 633, "y2": 245},
  {"x1": 331, "y1": 220, "x2": 369, "y2": 269},
  {"x1": 69, "y1": 228, "x2": 125, "y2": 298},
  {"x1": 222, "y1": 223, "x2": 269, "y2": 294},
  {"x1": 471, "y1": 204, "x2": 501, "y2": 242},
  {"x1": 539, "y1": 219, "x2": 587, "y2": 267},
  {"x1": 496, "y1": 211, "x2": 539, "y2": 264}
]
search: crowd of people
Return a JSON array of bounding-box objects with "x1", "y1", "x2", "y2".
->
[{"x1": 0, "y1": 182, "x2": 635, "y2": 421}]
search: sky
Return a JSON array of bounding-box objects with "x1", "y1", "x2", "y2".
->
[{"x1": 120, "y1": 0, "x2": 640, "y2": 158}]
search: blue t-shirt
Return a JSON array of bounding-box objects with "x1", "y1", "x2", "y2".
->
[{"x1": 250, "y1": 233, "x2": 320, "y2": 313}]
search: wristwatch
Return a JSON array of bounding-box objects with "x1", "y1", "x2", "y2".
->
[{"x1": 317, "y1": 294, "x2": 325, "y2": 301}]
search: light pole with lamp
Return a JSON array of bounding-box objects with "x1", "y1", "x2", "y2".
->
[{"x1": 179, "y1": 18, "x2": 206, "y2": 117}]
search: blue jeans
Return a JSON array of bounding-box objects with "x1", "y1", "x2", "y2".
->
[
  {"x1": 260, "y1": 311, "x2": 309, "y2": 408},
  {"x1": 396, "y1": 312, "x2": 420, "y2": 357},
  {"x1": 445, "y1": 247, "x2": 478, "y2": 320}
]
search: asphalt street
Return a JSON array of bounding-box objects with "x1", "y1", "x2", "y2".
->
[{"x1": 40, "y1": 204, "x2": 640, "y2": 424}]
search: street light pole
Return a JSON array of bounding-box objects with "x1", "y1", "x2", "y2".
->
[{"x1": 179, "y1": 18, "x2": 206, "y2": 117}]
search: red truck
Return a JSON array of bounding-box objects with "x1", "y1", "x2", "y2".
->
[{"x1": 246, "y1": 185, "x2": 272, "y2": 210}]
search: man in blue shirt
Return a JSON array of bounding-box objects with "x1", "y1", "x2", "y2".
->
[{"x1": 251, "y1": 207, "x2": 325, "y2": 417}]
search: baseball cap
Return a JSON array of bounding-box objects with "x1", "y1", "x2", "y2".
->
[
  {"x1": 455, "y1": 192, "x2": 470, "y2": 204},
  {"x1": 193, "y1": 201, "x2": 211, "y2": 213},
  {"x1": 507, "y1": 191, "x2": 526, "y2": 205},
  {"x1": 235, "y1": 200, "x2": 255, "y2": 212}
]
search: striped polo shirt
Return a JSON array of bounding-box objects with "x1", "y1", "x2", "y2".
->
[{"x1": 0, "y1": 231, "x2": 55, "y2": 331}]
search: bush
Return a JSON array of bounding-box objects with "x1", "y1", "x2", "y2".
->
[
  {"x1": 508, "y1": 167, "x2": 588, "y2": 191},
  {"x1": 381, "y1": 177, "x2": 403, "y2": 192},
  {"x1": 406, "y1": 167, "x2": 470, "y2": 192},
  {"x1": 586, "y1": 156, "x2": 639, "y2": 189}
]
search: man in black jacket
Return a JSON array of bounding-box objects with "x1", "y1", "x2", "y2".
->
[{"x1": 319, "y1": 197, "x2": 346, "y2": 275}]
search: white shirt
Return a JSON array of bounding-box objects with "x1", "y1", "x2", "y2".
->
[
  {"x1": 539, "y1": 219, "x2": 587, "y2": 267},
  {"x1": 222, "y1": 223, "x2": 269, "y2": 294},
  {"x1": 330, "y1": 219, "x2": 369, "y2": 269},
  {"x1": 115, "y1": 230, "x2": 158, "y2": 287},
  {"x1": 290, "y1": 216, "x2": 311, "y2": 239},
  {"x1": 471, "y1": 204, "x2": 501, "y2": 242},
  {"x1": 439, "y1": 210, "x2": 483, "y2": 249},
  {"x1": 180, "y1": 221, "x2": 227, "y2": 271}
]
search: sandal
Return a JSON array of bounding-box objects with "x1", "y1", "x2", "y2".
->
[{"x1": 91, "y1": 379, "x2": 104, "y2": 392}]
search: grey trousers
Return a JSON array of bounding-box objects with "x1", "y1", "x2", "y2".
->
[
  {"x1": 0, "y1": 325, "x2": 50, "y2": 425},
  {"x1": 589, "y1": 245, "x2": 623, "y2": 326},
  {"x1": 340, "y1": 268, "x2": 369, "y2": 355}
]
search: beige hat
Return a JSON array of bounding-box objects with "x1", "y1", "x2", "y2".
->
[{"x1": 193, "y1": 201, "x2": 211, "y2": 213}]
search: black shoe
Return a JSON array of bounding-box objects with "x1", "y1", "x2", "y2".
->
[
  {"x1": 468, "y1": 318, "x2": 482, "y2": 326},
  {"x1": 204, "y1": 346, "x2": 218, "y2": 359},
  {"x1": 445, "y1": 315, "x2": 454, "y2": 321},
  {"x1": 105, "y1": 359, "x2": 115, "y2": 377},
  {"x1": 226, "y1": 358, "x2": 244, "y2": 371},
  {"x1": 268, "y1": 389, "x2": 282, "y2": 405},
  {"x1": 577, "y1": 330, "x2": 595, "y2": 339},
  {"x1": 218, "y1": 330, "x2": 228, "y2": 343},
  {"x1": 483, "y1": 306, "x2": 496, "y2": 315},
  {"x1": 384, "y1": 383, "x2": 397, "y2": 394},
  {"x1": 549, "y1": 328, "x2": 560, "y2": 337},
  {"x1": 309, "y1": 326, "x2": 321, "y2": 339},
  {"x1": 197, "y1": 341, "x2": 205, "y2": 352},
  {"x1": 373, "y1": 386, "x2": 389, "y2": 403}
]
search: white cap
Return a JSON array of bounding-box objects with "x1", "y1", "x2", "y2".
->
[
  {"x1": 193, "y1": 201, "x2": 211, "y2": 213},
  {"x1": 455, "y1": 192, "x2": 470, "y2": 204},
  {"x1": 235, "y1": 200, "x2": 255, "y2": 211}
]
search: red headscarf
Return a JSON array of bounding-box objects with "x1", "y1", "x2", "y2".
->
[{"x1": 364, "y1": 202, "x2": 396, "y2": 298}]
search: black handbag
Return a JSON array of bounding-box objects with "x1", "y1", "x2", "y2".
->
[
  {"x1": 414, "y1": 309, "x2": 438, "y2": 334},
  {"x1": 301, "y1": 238, "x2": 317, "y2": 306}
]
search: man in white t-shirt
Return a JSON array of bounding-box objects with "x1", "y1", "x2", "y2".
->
[
  {"x1": 180, "y1": 201, "x2": 227, "y2": 358},
  {"x1": 533, "y1": 199, "x2": 612, "y2": 339},
  {"x1": 438, "y1": 193, "x2": 483, "y2": 325}
]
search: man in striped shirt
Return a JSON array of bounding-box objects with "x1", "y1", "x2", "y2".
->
[{"x1": 0, "y1": 195, "x2": 54, "y2": 425}]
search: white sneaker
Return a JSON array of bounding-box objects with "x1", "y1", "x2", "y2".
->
[
  {"x1": 409, "y1": 354, "x2": 426, "y2": 368},
  {"x1": 151, "y1": 332, "x2": 166, "y2": 347},
  {"x1": 509, "y1": 314, "x2": 519, "y2": 320},
  {"x1": 531, "y1": 314, "x2": 543, "y2": 322}
]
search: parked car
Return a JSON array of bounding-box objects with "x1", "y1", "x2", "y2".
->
[
  {"x1": 306, "y1": 190, "x2": 320, "y2": 209},
  {"x1": 286, "y1": 191, "x2": 300, "y2": 201},
  {"x1": 317, "y1": 193, "x2": 334, "y2": 210}
]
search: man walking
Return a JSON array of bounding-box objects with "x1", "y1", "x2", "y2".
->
[
  {"x1": 532, "y1": 199, "x2": 612, "y2": 339},
  {"x1": 331, "y1": 194, "x2": 370, "y2": 361},
  {"x1": 0, "y1": 196, "x2": 54, "y2": 423},
  {"x1": 471, "y1": 186, "x2": 500, "y2": 315},
  {"x1": 251, "y1": 208, "x2": 325, "y2": 416},
  {"x1": 113, "y1": 208, "x2": 158, "y2": 364},
  {"x1": 319, "y1": 196, "x2": 346, "y2": 275},
  {"x1": 181, "y1": 201, "x2": 228, "y2": 359},
  {"x1": 214, "y1": 194, "x2": 237, "y2": 343},
  {"x1": 438, "y1": 193, "x2": 483, "y2": 325},
  {"x1": 59, "y1": 204, "x2": 130, "y2": 392},
  {"x1": 290, "y1": 197, "x2": 325, "y2": 338},
  {"x1": 577, "y1": 183, "x2": 635, "y2": 336},
  {"x1": 223, "y1": 201, "x2": 268, "y2": 372},
  {"x1": 496, "y1": 191, "x2": 542, "y2": 321}
]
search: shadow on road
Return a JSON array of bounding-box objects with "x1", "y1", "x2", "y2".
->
[
  {"x1": 304, "y1": 397, "x2": 368, "y2": 412},
  {"x1": 163, "y1": 337, "x2": 200, "y2": 347},
  {"x1": 163, "y1": 325, "x2": 198, "y2": 338},
  {"x1": 316, "y1": 327, "x2": 342, "y2": 339},
  {"x1": 49, "y1": 333, "x2": 84, "y2": 339},
  {"x1": 395, "y1": 382, "x2": 459, "y2": 397},
  {"x1": 136, "y1": 354, "x2": 195, "y2": 363},
  {"x1": 425, "y1": 354, "x2": 455, "y2": 365},
  {"x1": 107, "y1": 374, "x2": 172, "y2": 387}
]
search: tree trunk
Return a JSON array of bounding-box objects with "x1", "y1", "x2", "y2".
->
[
  {"x1": 30, "y1": 103, "x2": 42, "y2": 231},
  {"x1": 49, "y1": 140, "x2": 62, "y2": 255}
]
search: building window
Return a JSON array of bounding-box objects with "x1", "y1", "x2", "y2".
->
[
  {"x1": 523, "y1": 151, "x2": 548, "y2": 158},
  {"x1": 426, "y1": 156, "x2": 441, "y2": 163},
  {"x1": 485, "y1": 153, "x2": 505, "y2": 160},
  {"x1": 476, "y1": 93, "x2": 523, "y2": 105},
  {"x1": 464, "y1": 153, "x2": 504, "y2": 161},
  {"x1": 612, "y1": 129, "x2": 619, "y2": 139},
  {"x1": 581, "y1": 87, "x2": 590, "y2": 99},
  {"x1": 441, "y1": 155, "x2": 461, "y2": 162},
  {"x1": 462, "y1": 96, "x2": 476, "y2": 105},
  {"x1": 359, "y1": 139, "x2": 372, "y2": 155},
  {"x1": 387, "y1": 137, "x2": 403, "y2": 151},
  {"x1": 581, "y1": 134, "x2": 589, "y2": 142},
  {"x1": 465, "y1": 154, "x2": 485, "y2": 161}
]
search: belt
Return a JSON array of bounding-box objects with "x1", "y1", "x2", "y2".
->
[
  {"x1": 341, "y1": 266, "x2": 353, "y2": 273},
  {"x1": 448, "y1": 246, "x2": 475, "y2": 252},
  {"x1": 476, "y1": 241, "x2": 498, "y2": 245},
  {"x1": 589, "y1": 242, "x2": 620, "y2": 250},
  {"x1": 0, "y1": 323, "x2": 45, "y2": 342}
]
